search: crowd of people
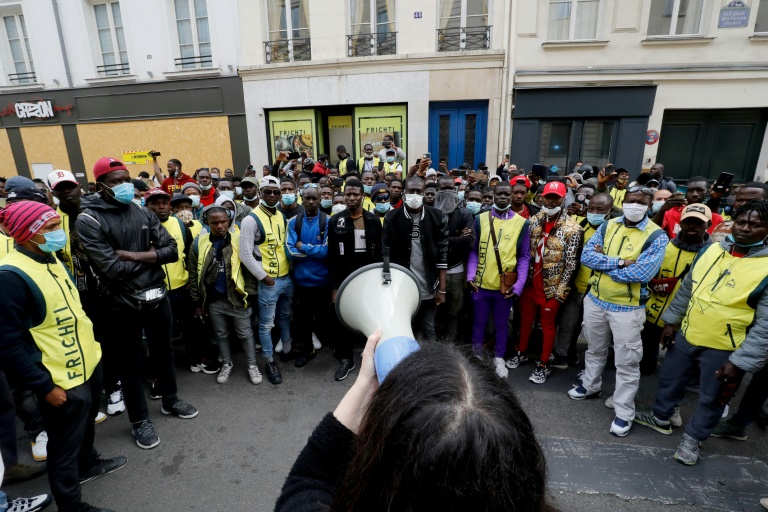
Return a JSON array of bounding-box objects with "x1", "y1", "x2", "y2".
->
[{"x1": 0, "y1": 139, "x2": 767, "y2": 511}]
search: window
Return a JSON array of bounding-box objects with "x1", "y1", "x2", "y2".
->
[
  {"x1": 539, "y1": 120, "x2": 616, "y2": 171},
  {"x1": 3, "y1": 13, "x2": 34, "y2": 83},
  {"x1": 174, "y1": 0, "x2": 211, "y2": 69},
  {"x1": 438, "y1": 0, "x2": 490, "y2": 51},
  {"x1": 756, "y1": 0, "x2": 768, "y2": 33},
  {"x1": 547, "y1": 0, "x2": 600, "y2": 40},
  {"x1": 265, "y1": 0, "x2": 311, "y2": 63},
  {"x1": 349, "y1": 0, "x2": 396, "y2": 56},
  {"x1": 647, "y1": 0, "x2": 706, "y2": 37},
  {"x1": 94, "y1": 2, "x2": 129, "y2": 76}
]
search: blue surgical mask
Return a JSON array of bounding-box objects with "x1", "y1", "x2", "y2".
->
[
  {"x1": 321, "y1": 199, "x2": 332, "y2": 208},
  {"x1": 726, "y1": 234, "x2": 767, "y2": 248},
  {"x1": 374, "y1": 202, "x2": 391, "y2": 214},
  {"x1": 364, "y1": 185, "x2": 372, "y2": 194},
  {"x1": 458, "y1": 191, "x2": 465, "y2": 201},
  {"x1": 132, "y1": 198, "x2": 142, "y2": 207},
  {"x1": 652, "y1": 201, "x2": 665, "y2": 213},
  {"x1": 386, "y1": 157, "x2": 395, "y2": 163},
  {"x1": 466, "y1": 201, "x2": 482, "y2": 215},
  {"x1": 190, "y1": 195, "x2": 201, "y2": 208},
  {"x1": 34, "y1": 229, "x2": 67, "y2": 253},
  {"x1": 221, "y1": 191, "x2": 235, "y2": 200},
  {"x1": 493, "y1": 203, "x2": 510, "y2": 212},
  {"x1": 108, "y1": 182, "x2": 135, "y2": 204},
  {"x1": 587, "y1": 212, "x2": 609, "y2": 226},
  {"x1": 282, "y1": 193, "x2": 296, "y2": 206}
]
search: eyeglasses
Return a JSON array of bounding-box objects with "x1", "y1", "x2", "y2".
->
[
  {"x1": 262, "y1": 189, "x2": 280, "y2": 196},
  {"x1": 628, "y1": 186, "x2": 653, "y2": 196},
  {"x1": 373, "y1": 195, "x2": 390, "y2": 203}
]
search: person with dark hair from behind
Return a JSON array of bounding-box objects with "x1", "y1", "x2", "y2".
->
[{"x1": 275, "y1": 332, "x2": 550, "y2": 512}]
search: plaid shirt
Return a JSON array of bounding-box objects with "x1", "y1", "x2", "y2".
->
[{"x1": 581, "y1": 216, "x2": 668, "y2": 312}]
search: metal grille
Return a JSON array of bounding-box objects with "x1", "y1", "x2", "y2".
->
[
  {"x1": 174, "y1": 55, "x2": 212, "y2": 68},
  {"x1": 464, "y1": 114, "x2": 476, "y2": 167},
  {"x1": 97, "y1": 62, "x2": 131, "y2": 76},
  {"x1": 437, "y1": 26, "x2": 491, "y2": 52},
  {"x1": 264, "y1": 38, "x2": 312, "y2": 64},
  {"x1": 347, "y1": 32, "x2": 397, "y2": 57},
  {"x1": 8, "y1": 72, "x2": 36, "y2": 84},
  {"x1": 439, "y1": 115, "x2": 451, "y2": 162}
]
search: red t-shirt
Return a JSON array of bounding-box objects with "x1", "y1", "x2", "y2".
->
[
  {"x1": 662, "y1": 205, "x2": 723, "y2": 239},
  {"x1": 532, "y1": 221, "x2": 556, "y2": 300},
  {"x1": 161, "y1": 173, "x2": 196, "y2": 195}
]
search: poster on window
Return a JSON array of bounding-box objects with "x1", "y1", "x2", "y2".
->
[
  {"x1": 354, "y1": 105, "x2": 407, "y2": 158},
  {"x1": 268, "y1": 109, "x2": 316, "y2": 162}
]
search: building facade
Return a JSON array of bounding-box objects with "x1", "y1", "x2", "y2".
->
[{"x1": 0, "y1": 0, "x2": 248, "y2": 184}]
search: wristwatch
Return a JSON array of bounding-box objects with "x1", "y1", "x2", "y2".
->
[{"x1": 618, "y1": 259, "x2": 626, "y2": 269}]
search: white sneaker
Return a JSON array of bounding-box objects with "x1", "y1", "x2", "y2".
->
[
  {"x1": 276, "y1": 340, "x2": 283, "y2": 353},
  {"x1": 670, "y1": 407, "x2": 683, "y2": 428},
  {"x1": 494, "y1": 357, "x2": 508, "y2": 379},
  {"x1": 312, "y1": 333, "x2": 322, "y2": 351},
  {"x1": 610, "y1": 417, "x2": 632, "y2": 437},
  {"x1": 605, "y1": 395, "x2": 614, "y2": 409},
  {"x1": 7, "y1": 493, "x2": 51, "y2": 512},
  {"x1": 31, "y1": 431, "x2": 47, "y2": 461},
  {"x1": 217, "y1": 363, "x2": 233, "y2": 384},
  {"x1": 107, "y1": 390, "x2": 125, "y2": 416},
  {"x1": 248, "y1": 365, "x2": 263, "y2": 385},
  {"x1": 94, "y1": 412, "x2": 107, "y2": 425}
]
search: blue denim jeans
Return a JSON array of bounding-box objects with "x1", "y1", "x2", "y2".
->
[
  {"x1": 0, "y1": 490, "x2": 7, "y2": 511},
  {"x1": 652, "y1": 332, "x2": 731, "y2": 442},
  {"x1": 257, "y1": 275, "x2": 294, "y2": 359}
]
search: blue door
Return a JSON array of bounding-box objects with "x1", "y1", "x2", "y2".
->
[{"x1": 429, "y1": 101, "x2": 488, "y2": 170}]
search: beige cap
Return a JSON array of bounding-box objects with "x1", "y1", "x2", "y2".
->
[{"x1": 680, "y1": 203, "x2": 712, "y2": 223}]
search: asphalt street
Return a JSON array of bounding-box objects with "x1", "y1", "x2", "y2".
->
[{"x1": 6, "y1": 342, "x2": 768, "y2": 512}]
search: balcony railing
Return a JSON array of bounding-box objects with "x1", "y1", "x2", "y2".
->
[
  {"x1": 8, "y1": 71, "x2": 36, "y2": 84},
  {"x1": 264, "y1": 38, "x2": 312, "y2": 64},
  {"x1": 174, "y1": 55, "x2": 213, "y2": 69},
  {"x1": 97, "y1": 62, "x2": 131, "y2": 77},
  {"x1": 437, "y1": 26, "x2": 491, "y2": 52},
  {"x1": 347, "y1": 32, "x2": 397, "y2": 57}
]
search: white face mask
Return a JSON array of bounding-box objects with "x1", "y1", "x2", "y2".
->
[
  {"x1": 331, "y1": 204, "x2": 346, "y2": 214},
  {"x1": 541, "y1": 205, "x2": 562, "y2": 217},
  {"x1": 405, "y1": 194, "x2": 423, "y2": 209},
  {"x1": 623, "y1": 203, "x2": 649, "y2": 222}
]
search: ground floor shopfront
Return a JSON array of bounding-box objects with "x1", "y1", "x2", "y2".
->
[{"x1": 0, "y1": 76, "x2": 249, "y2": 185}]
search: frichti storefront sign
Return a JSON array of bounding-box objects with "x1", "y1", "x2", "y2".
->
[{"x1": 0, "y1": 98, "x2": 74, "y2": 120}]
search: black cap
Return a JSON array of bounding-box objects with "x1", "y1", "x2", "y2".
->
[
  {"x1": 132, "y1": 179, "x2": 149, "y2": 192},
  {"x1": 171, "y1": 193, "x2": 192, "y2": 206},
  {"x1": 6, "y1": 186, "x2": 48, "y2": 203}
]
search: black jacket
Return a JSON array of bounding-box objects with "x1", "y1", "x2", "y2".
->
[
  {"x1": 76, "y1": 193, "x2": 178, "y2": 306},
  {"x1": 445, "y1": 207, "x2": 475, "y2": 270},
  {"x1": 382, "y1": 205, "x2": 448, "y2": 292},
  {"x1": 327, "y1": 209, "x2": 383, "y2": 290}
]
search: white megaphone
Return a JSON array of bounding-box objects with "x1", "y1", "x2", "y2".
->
[{"x1": 336, "y1": 258, "x2": 421, "y2": 383}]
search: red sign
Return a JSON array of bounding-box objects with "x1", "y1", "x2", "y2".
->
[{"x1": 646, "y1": 129, "x2": 660, "y2": 145}]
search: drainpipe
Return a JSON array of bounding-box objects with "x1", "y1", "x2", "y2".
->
[{"x1": 51, "y1": 0, "x2": 73, "y2": 88}]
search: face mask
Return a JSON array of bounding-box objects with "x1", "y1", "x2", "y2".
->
[
  {"x1": 466, "y1": 201, "x2": 482, "y2": 215},
  {"x1": 587, "y1": 212, "x2": 609, "y2": 226},
  {"x1": 652, "y1": 201, "x2": 665, "y2": 213},
  {"x1": 405, "y1": 194, "x2": 423, "y2": 209},
  {"x1": 493, "y1": 203, "x2": 510, "y2": 212},
  {"x1": 374, "y1": 202, "x2": 391, "y2": 214},
  {"x1": 332, "y1": 204, "x2": 346, "y2": 214},
  {"x1": 189, "y1": 195, "x2": 201, "y2": 208},
  {"x1": 622, "y1": 203, "x2": 649, "y2": 222},
  {"x1": 364, "y1": 154, "x2": 373, "y2": 160},
  {"x1": 175, "y1": 210, "x2": 193, "y2": 224},
  {"x1": 321, "y1": 199, "x2": 333, "y2": 209},
  {"x1": 235, "y1": 187, "x2": 242, "y2": 196},
  {"x1": 386, "y1": 157, "x2": 395, "y2": 163},
  {"x1": 538, "y1": 180, "x2": 546, "y2": 186},
  {"x1": 220, "y1": 191, "x2": 235, "y2": 200},
  {"x1": 458, "y1": 191, "x2": 465, "y2": 201},
  {"x1": 243, "y1": 193, "x2": 258, "y2": 201},
  {"x1": 132, "y1": 198, "x2": 142, "y2": 207},
  {"x1": 726, "y1": 234, "x2": 767, "y2": 248},
  {"x1": 541, "y1": 205, "x2": 562, "y2": 217},
  {"x1": 282, "y1": 193, "x2": 296, "y2": 206},
  {"x1": 33, "y1": 229, "x2": 67, "y2": 253},
  {"x1": 200, "y1": 184, "x2": 212, "y2": 191},
  {"x1": 107, "y1": 182, "x2": 135, "y2": 204},
  {"x1": 364, "y1": 185, "x2": 372, "y2": 194}
]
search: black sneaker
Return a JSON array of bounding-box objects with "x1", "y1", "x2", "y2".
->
[
  {"x1": 201, "y1": 360, "x2": 221, "y2": 374},
  {"x1": 161, "y1": 399, "x2": 199, "y2": 419},
  {"x1": 334, "y1": 359, "x2": 355, "y2": 381},
  {"x1": 131, "y1": 420, "x2": 160, "y2": 449},
  {"x1": 79, "y1": 456, "x2": 127, "y2": 484},
  {"x1": 550, "y1": 354, "x2": 569, "y2": 370},
  {"x1": 77, "y1": 502, "x2": 116, "y2": 512},
  {"x1": 280, "y1": 350, "x2": 298, "y2": 363},
  {"x1": 149, "y1": 380, "x2": 161, "y2": 400},
  {"x1": 295, "y1": 351, "x2": 317, "y2": 368},
  {"x1": 266, "y1": 361, "x2": 283, "y2": 384}
]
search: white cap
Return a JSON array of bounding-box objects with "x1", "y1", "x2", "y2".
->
[
  {"x1": 426, "y1": 168, "x2": 437, "y2": 176},
  {"x1": 260, "y1": 176, "x2": 280, "y2": 189},
  {"x1": 47, "y1": 170, "x2": 78, "y2": 190}
]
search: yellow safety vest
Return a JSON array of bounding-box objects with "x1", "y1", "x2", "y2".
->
[
  {"x1": 610, "y1": 187, "x2": 627, "y2": 209},
  {"x1": 0, "y1": 231, "x2": 15, "y2": 259},
  {"x1": 56, "y1": 208, "x2": 75, "y2": 275},
  {"x1": 573, "y1": 217, "x2": 598, "y2": 294},
  {"x1": 475, "y1": 211, "x2": 526, "y2": 291},
  {"x1": 383, "y1": 162, "x2": 402, "y2": 176},
  {"x1": 357, "y1": 157, "x2": 380, "y2": 173},
  {"x1": 249, "y1": 206, "x2": 289, "y2": 278},
  {"x1": 189, "y1": 220, "x2": 203, "y2": 240},
  {"x1": 682, "y1": 244, "x2": 767, "y2": 351},
  {"x1": 161, "y1": 217, "x2": 189, "y2": 291},
  {"x1": 0, "y1": 252, "x2": 101, "y2": 390},
  {"x1": 589, "y1": 219, "x2": 663, "y2": 307},
  {"x1": 363, "y1": 197, "x2": 374, "y2": 212},
  {"x1": 196, "y1": 232, "x2": 248, "y2": 308},
  {"x1": 645, "y1": 242, "x2": 698, "y2": 326}
]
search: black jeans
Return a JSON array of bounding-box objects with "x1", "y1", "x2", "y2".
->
[
  {"x1": 293, "y1": 285, "x2": 332, "y2": 357},
  {"x1": 169, "y1": 287, "x2": 203, "y2": 365},
  {"x1": 641, "y1": 321, "x2": 664, "y2": 375},
  {"x1": 38, "y1": 364, "x2": 101, "y2": 512},
  {"x1": 11, "y1": 386, "x2": 44, "y2": 438},
  {"x1": 0, "y1": 371, "x2": 17, "y2": 467},
  {"x1": 732, "y1": 364, "x2": 768, "y2": 427},
  {"x1": 102, "y1": 297, "x2": 178, "y2": 423}
]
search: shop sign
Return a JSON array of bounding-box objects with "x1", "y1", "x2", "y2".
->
[
  {"x1": 718, "y1": 1, "x2": 750, "y2": 28},
  {"x1": 0, "y1": 99, "x2": 74, "y2": 120},
  {"x1": 358, "y1": 116, "x2": 403, "y2": 152},
  {"x1": 122, "y1": 150, "x2": 154, "y2": 165},
  {"x1": 328, "y1": 116, "x2": 351, "y2": 129}
]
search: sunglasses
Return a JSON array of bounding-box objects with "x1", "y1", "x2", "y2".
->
[
  {"x1": 262, "y1": 189, "x2": 280, "y2": 196},
  {"x1": 373, "y1": 195, "x2": 391, "y2": 203},
  {"x1": 628, "y1": 186, "x2": 653, "y2": 196},
  {"x1": 302, "y1": 183, "x2": 319, "y2": 189}
]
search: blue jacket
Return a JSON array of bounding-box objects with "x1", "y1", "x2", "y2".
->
[{"x1": 287, "y1": 213, "x2": 330, "y2": 287}]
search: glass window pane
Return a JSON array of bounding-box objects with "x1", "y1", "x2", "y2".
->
[
  {"x1": 466, "y1": 0, "x2": 488, "y2": 17},
  {"x1": 539, "y1": 121, "x2": 572, "y2": 170},
  {"x1": 111, "y1": 2, "x2": 123, "y2": 27},
  {"x1": 198, "y1": 42, "x2": 211, "y2": 65},
  {"x1": 18, "y1": 14, "x2": 27, "y2": 38},
  {"x1": 580, "y1": 120, "x2": 614, "y2": 169},
  {"x1": 194, "y1": 0, "x2": 208, "y2": 17},
  {"x1": 757, "y1": 0, "x2": 768, "y2": 33},
  {"x1": 266, "y1": 0, "x2": 286, "y2": 35},
  {"x1": 8, "y1": 39, "x2": 24, "y2": 64},
  {"x1": 115, "y1": 26, "x2": 127, "y2": 52},
  {"x1": 180, "y1": 43, "x2": 194, "y2": 58},
  {"x1": 196, "y1": 17, "x2": 210, "y2": 43},
  {"x1": 94, "y1": 4, "x2": 110, "y2": 29},
  {"x1": 98, "y1": 28, "x2": 115, "y2": 53},
  {"x1": 102, "y1": 51, "x2": 116, "y2": 66},
  {"x1": 439, "y1": 0, "x2": 462, "y2": 29},
  {"x1": 177, "y1": 19, "x2": 193, "y2": 45},
  {"x1": 292, "y1": 0, "x2": 309, "y2": 30},
  {"x1": 548, "y1": 0, "x2": 572, "y2": 40},
  {"x1": 465, "y1": 15, "x2": 487, "y2": 28},
  {"x1": 376, "y1": 0, "x2": 395, "y2": 31},
  {"x1": 675, "y1": 0, "x2": 704, "y2": 35},
  {"x1": 574, "y1": 0, "x2": 599, "y2": 39},
  {"x1": 648, "y1": 0, "x2": 673, "y2": 36},
  {"x1": 351, "y1": 0, "x2": 371, "y2": 35},
  {"x1": 4, "y1": 16, "x2": 18, "y2": 39},
  {"x1": 174, "y1": 0, "x2": 190, "y2": 20}
]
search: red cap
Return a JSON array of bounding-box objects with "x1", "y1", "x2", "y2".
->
[
  {"x1": 542, "y1": 181, "x2": 567, "y2": 197},
  {"x1": 512, "y1": 175, "x2": 531, "y2": 189},
  {"x1": 93, "y1": 157, "x2": 128, "y2": 180},
  {"x1": 144, "y1": 188, "x2": 171, "y2": 202}
]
